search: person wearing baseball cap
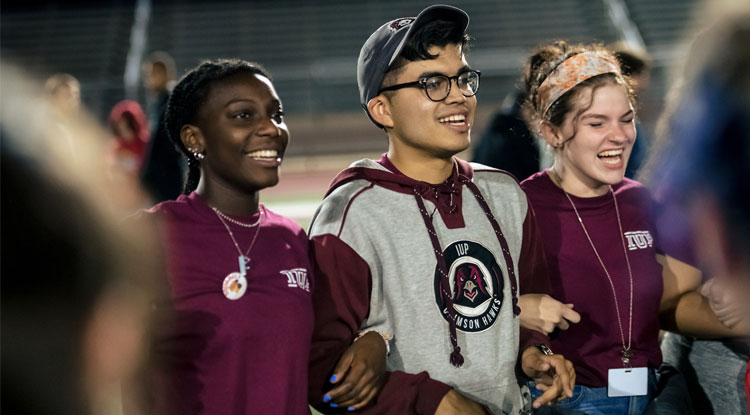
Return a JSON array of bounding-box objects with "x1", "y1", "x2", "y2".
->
[{"x1": 308, "y1": 5, "x2": 574, "y2": 414}]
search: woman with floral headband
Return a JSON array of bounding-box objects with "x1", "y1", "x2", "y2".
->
[{"x1": 518, "y1": 41, "x2": 748, "y2": 414}]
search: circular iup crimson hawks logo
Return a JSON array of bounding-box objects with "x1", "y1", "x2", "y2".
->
[{"x1": 434, "y1": 240, "x2": 504, "y2": 333}]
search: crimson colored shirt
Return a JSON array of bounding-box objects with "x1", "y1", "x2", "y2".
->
[
  {"x1": 521, "y1": 171, "x2": 663, "y2": 387},
  {"x1": 145, "y1": 192, "x2": 314, "y2": 414}
]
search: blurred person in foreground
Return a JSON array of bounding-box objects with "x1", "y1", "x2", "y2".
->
[
  {"x1": 1, "y1": 65, "x2": 161, "y2": 415},
  {"x1": 139, "y1": 59, "x2": 385, "y2": 414},
  {"x1": 139, "y1": 51, "x2": 186, "y2": 203},
  {"x1": 308, "y1": 6, "x2": 575, "y2": 414},
  {"x1": 642, "y1": 4, "x2": 750, "y2": 413}
]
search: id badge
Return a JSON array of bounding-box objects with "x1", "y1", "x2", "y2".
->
[{"x1": 607, "y1": 367, "x2": 648, "y2": 397}]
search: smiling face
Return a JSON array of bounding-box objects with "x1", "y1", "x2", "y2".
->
[
  {"x1": 550, "y1": 83, "x2": 636, "y2": 196},
  {"x1": 187, "y1": 72, "x2": 288, "y2": 194},
  {"x1": 377, "y1": 43, "x2": 477, "y2": 162}
]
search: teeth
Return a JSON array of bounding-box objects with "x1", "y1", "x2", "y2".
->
[
  {"x1": 247, "y1": 149, "x2": 278, "y2": 158},
  {"x1": 439, "y1": 114, "x2": 466, "y2": 123},
  {"x1": 598, "y1": 149, "x2": 623, "y2": 157}
]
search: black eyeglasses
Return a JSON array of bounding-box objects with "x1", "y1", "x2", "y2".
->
[{"x1": 378, "y1": 70, "x2": 481, "y2": 102}]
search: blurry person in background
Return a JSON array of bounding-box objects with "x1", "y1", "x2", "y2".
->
[
  {"x1": 2, "y1": 64, "x2": 162, "y2": 415},
  {"x1": 44, "y1": 72, "x2": 81, "y2": 156},
  {"x1": 109, "y1": 100, "x2": 150, "y2": 174},
  {"x1": 472, "y1": 88, "x2": 541, "y2": 181},
  {"x1": 142, "y1": 51, "x2": 175, "y2": 130},
  {"x1": 106, "y1": 100, "x2": 151, "y2": 211},
  {"x1": 45, "y1": 72, "x2": 81, "y2": 117},
  {"x1": 139, "y1": 50, "x2": 186, "y2": 203},
  {"x1": 611, "y1": 45, "x2": 652, "y2": 179},
  {"x1": 642, "y1": 3, "x2": 750, "y2": 413}
]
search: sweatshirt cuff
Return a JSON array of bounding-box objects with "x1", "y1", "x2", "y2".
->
[{"x1": 520, "y1": 327, "x2": 549, "y2": 354}]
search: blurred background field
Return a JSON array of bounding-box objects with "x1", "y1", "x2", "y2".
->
[{"x1": 2, "y1": 0, "x2": 707, "y2": 229}]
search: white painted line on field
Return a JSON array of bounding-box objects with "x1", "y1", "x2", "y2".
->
[{"x1": 264, "y1": 199, "x2": 320, "y2": 220}]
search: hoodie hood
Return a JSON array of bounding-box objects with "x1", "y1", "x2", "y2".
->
[{"x1": 326, "y1": 154, "x2": 474, "y2": 229}]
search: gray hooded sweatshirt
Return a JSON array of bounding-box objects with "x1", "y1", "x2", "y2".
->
[{"x1": 308, "y1": 156, "x2": 549, "y2": 414}]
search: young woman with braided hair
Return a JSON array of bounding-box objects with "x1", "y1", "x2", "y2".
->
[
  {"x1": 143, "y1": 59, "x2": 385, "y2": 414},
  {"x1": 518, "y1": 41, "x2": 748, "y2": 414}
]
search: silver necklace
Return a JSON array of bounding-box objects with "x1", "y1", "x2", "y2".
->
[
  {"x1": 553, "y1": 170, "x2": 634, "y2": 367},
  {"x1": 212, "y1": 207, "x2": 262, "y2": 228},
  {"x1": 212, "y1": 207, "x2": 263, "y2": 276}
]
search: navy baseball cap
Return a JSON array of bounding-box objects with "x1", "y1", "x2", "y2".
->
[{"x1": 356, "y1": 5, "x2": 470, "y2": 127}]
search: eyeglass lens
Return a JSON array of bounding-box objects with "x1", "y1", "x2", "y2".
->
[{"x1": 424, "y1": 71, "x2": 479, "y2": 101}]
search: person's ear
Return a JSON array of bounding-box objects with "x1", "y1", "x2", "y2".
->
[
  {"x1": 180, "y1": 125, "x2": 204, "y2": 154},
  {"x1": 367, "y1": 95, "x2": 395, "y2": 129},
  {"x1": 540, "y1": 121, "x2": 565, "y2": 149}
]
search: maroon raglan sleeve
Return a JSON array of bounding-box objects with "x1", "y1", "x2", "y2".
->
[
  {"x1": 517, "y1": 200, "x2": 553, "y2": 352},
  {"x1": 308, "y1": 233, "x2": 452, "y2": 415}
]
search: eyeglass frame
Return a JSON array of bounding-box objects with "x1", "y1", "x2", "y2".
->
[{"x1": 377, "y1": 69, "x2": 481, "y2": 102}]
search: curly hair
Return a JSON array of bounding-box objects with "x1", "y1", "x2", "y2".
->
[{"x1": 523, "y1": 41, "x2": 635, "y2": 137}]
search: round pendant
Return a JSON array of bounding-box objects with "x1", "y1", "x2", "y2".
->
[{"x1": 222, "y1": 272, "x2": 247, "y2": 300}]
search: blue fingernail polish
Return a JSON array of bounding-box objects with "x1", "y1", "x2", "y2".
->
[
  {"x1": 348, "y1": 407, "x2": 355, "y2": 411},
  {"x1": 323, "y1": 395, "x2": 331, "y2": 403},
  {"x1": 330, "y1": 403, "x2": 338, "y2": 408},
  {"x1": 329, "y1": 374, "x2": 337, "y2": 382}
]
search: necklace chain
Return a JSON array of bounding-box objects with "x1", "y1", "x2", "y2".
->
[
  {"x1": 212, "y1": 207, "x2": 262, "y2": 228},
  {"x1": 212, "y1": 207, "x2": 262, "y2": 274},
  {"x1": 553, "y1": 170, "x2": 634, "y2": 366}
]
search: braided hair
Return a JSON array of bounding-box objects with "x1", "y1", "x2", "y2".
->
[{"x1": 164, "y1": 59, "x2": 272, "y2": 194}]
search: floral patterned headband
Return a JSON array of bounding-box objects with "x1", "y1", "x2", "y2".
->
[{"x1": 536, "y1": 51, "x2": 621, "y2": 117}]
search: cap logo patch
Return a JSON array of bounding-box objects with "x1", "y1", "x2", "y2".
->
[{"x1": 389, "y1": 18, "x2": 414, "y2": 32}]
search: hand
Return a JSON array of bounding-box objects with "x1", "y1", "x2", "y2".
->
[
  {"x1": 700, "y1": 279, "x2": 747, "y2": 328},
  {"x1": 435, "y1": 389, "x2": 490, "y2": 415},
  {"x1": 322, "y1": 331, "x2": 387, "y2": 411},
  {"x1": 521, "y1": 346, "x2": 575, "y2": 409},
  {"x1": 518, "y1": 293, "x2": 581, "y2": 334}
]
